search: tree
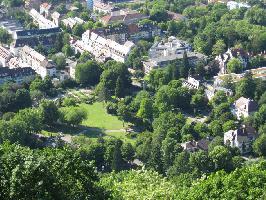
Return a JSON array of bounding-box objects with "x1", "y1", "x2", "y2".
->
[
  {"x1": 75, "y1": 61, "x2": 102, "y2": 86},
  {"x1": 235, "y1": 72, "x2": 255, "y2": 98},
  {"x1": 15, "y1": 88, "x2": 32, "y2": 110},
  {"x1": 39, "y1": 100, "x2": 59, "y2": 126},
  {"x1": 121, "y1": 143, "x2": 135, "y2": 162},
  {"x1": 112, "y1": 140, "x2": 124, "y2": 172},
  {"x1": 115, "y1": 76, "x2": 124, "y2": 98},
  {"x1": 61, "y1": 107, "x2": 87, "y2": 126},
  {"x1": 212, "y1": 39, "x2": 226, "y2": 56},
  {"x1": 227, "y1": 58, "x2": 243, "y2": 73},
  {"x1": 52, "y1": 55, "x2": 66, "y2": 70},
  {"x1": 0, "y1": 28, "x2": 12, "y2": 44},
  {"x1": 136, "y1": 98, "x2": 153, "y2": 126},
  {"x1": 62, "y1": 44, "x2": 74, "y2": 57},
  {"x1": 253, "y1": 134, "x2": 266, "y2": 156},
  {"x1": 72, "y1": 24, "x2": 84, "y2": 37},
  {"x1": 209, "y1": 145, "x2": 232, "y2": 171}
]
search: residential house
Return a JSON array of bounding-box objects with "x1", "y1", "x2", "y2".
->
[
  {"x1": 72, "y1": 30, "x2": 135, "y2": 63},
  {"x1": 181, "y1": 139, "x2": 210, "y2": 152},
  {"x1": 100, "y1": 9, "x2": 149, "y2": 25},
  {"x1": 215, "y1": 48, "x2": 250, "y2": 74},
  {"x1": 19, "y1": 45, "x2": 56, "y2": 78},
  {"x1": 224, "y1": 126, "x2": 257, "y2": 154},
  {"x1": 0, "y1": 46, "x2": 12, "y2": 67},
  {"x1": 0, "y1": 19, "x2": 24, "y2": 34},
  {"x1": 0, "y1": 67, "x2": 35, "y2": 85},
  {"x1": 143, "y1": 36, "x2": 207, "y2": 74},
  {"x1": 234, "y1": 97, "x2": 258, "y2": 119}
]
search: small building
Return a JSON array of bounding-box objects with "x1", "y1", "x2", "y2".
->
[
  {"x1": 181, "y1": 139, "x2": 210, "y2": 152},
  {"x1": 30, "y1": 8, "x2": 58, "y2": 29},
  {"x1": 224, "y1": 126, "x2": 257, "y2": 154},
  {"x1": 0, "y1": 67, "x2": 35, "y2": 85},
  {"x1": 205, "y1": 85, "x2": 233, "y2": 100},
  {"x1": 234, "y1": 97, "x2": 258, "y2": 119}
]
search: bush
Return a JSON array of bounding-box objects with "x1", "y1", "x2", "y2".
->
[{"x1": 106, "y1": 102, "x2": 118, "y2": 115}]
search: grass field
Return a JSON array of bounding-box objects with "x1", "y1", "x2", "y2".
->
[
  {"x1": 79, "y1": 102, "x2": 128, "y2": 130},
  {"x1": 41, "y1": 102, "x2": 135, "y2": 144}
]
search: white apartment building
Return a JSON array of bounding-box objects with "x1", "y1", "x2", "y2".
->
[
  {"x1": 30, "y1": 9, "x2": 58, "y2": 29},
  {"x1": 227, "y1": 1, "x2": 250, "y2": 10},
  {"x1": 73, "y1": 30, "x2": 135, "y2": 63},
  {"x1": 0, "y1": 46, "x2": 12, "y2": 67},
  {"x1": 19, "y1": 45, "x2": 56, "y2": 78},
  {"x1": 93, "y1": 1, "x2": 114, "y2": 14},
  {"x1": 62, "y1": 17, "x2": 84, "y2": 29}
]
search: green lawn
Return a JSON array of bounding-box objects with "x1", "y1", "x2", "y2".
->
[
  {"x1": 41, "y1": 102, "x2": 135, "y2": 144},
  {"x1": 79, "y1": 102, "x2": 128, "y2": 130}
]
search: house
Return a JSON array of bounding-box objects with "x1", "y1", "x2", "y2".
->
[
  {"x1": 0, "y1": 19, "x2": 24, "y2": 34},
  {"x1": 0, "y1": 67, "x2": 35, "y2": 85},
  {"x1": 93, "y1": 1, "x2": 115, "y2": 14},
  {"x1": 143, "y1": 36, "x2": 207, "y2": 74},
  {"x1": 72, "y1": 30, "x2": 135, "y2": 63},
  {"x1": 234, "y1": 97, "x2": 258, "y2": 119},
  {"x1": 183, "y1": 76, "x2": 201, "y2": 90},
  {"x1": 227, "y1": 1, "x2": 250, "y2": 10},
  {"x1": 181, "y1": 139, "x2": 210, "y2": 152},
  {"x1": 0, "y1": 46, "x2": 13, "y2": 67},
  {"x1": 208, "y1": 0, "x2": 228, "y2": 4},
  {"x1": 11, "y1": 27, "x2": 61, "y2": 55},
  {"x1": 224, "y1": 126, "x2": 257, "y2": 154},
  {"x1": 62, "y1": 17, "x2": 84, "y2": 29},
  {"x1": 215, "y1": 48, "x2": 250, "y2": 74},
  {"x1": 19, "y1": 45, "x2": 56, "y2": 78},
  {"x1": 100, "y1": 9, "x2": 149, "y2": 25}
]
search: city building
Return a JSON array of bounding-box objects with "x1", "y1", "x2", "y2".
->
[
  {"x1": 234, "y1": 97, "x2": 258, "y2": 119},
  {"x1": 91, "y1": 23, "x2": 161, "y2": 44},
  {"x1": 100, "y1": 9, "x2": 149, "y2": 25},
  {"x1": 11, "y1": 27, "x2": 61, "y2": 55},
  {"x1": 224, "y1": 126, "x2": 257, "y2": 154},
  {"x1": 0, "y1": 19, "x2": 24, "y2": 34},
  {"x1": 87, "y1": 0, "x2": 94, "y2": 11},
  {"x1": 227, "y1": 1, "x2": 250, "y2": 10},
  {"x1": 62, "y1": 17, "x2": 84, "y2": 29},
  {"x1": 72, "y1": 30, "x2": 135, "y2": 63},
  {"x1": 29, "y1": 8, "x2": 58, "y2": 29},
  {"x1": 19, "y1": 45, "x2": 56, "y2": 78},
  {"x1": 215, "y1": 48, "x2": 250, "y2": 74},
  {"x1": 0, "y1": 67, "x2": 35, "y2": 85},
  {"x1": 143, "y1": 36, "x2": 207, "y2": 74},
  {"x1": 0, "y1": 46, "x2": 13, "y2": 67},
  {"x1": 93, "y1": 1, "x2": 115, "y2": 14}
]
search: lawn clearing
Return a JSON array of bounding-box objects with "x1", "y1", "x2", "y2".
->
[{"x1": 79, "y1": 102, "x2": 128, "y2": 130}]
